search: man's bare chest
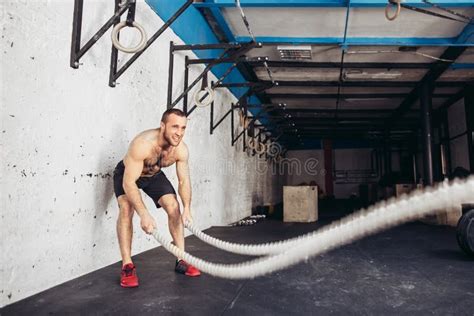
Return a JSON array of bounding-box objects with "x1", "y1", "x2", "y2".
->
[{"x1": 142, "y1": 151, "x2": 177, "y2": 175}]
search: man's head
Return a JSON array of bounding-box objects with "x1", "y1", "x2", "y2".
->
[{"x1": 160, "y1": 109, "x2": 187, "y2": 147}]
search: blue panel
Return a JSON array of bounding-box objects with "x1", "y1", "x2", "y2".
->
[
  {"x1": 145, "y1": 0, "x2": 272, "y2": 126},
  {"x1": 209, "y1": 7, "x2": 236, "y2": 42},
  {"x1": 451, "y1": 63, "x2": 474, "y2": 69},
  {"x1": 196, "y1": 0, "x2": 474, "y2": 8},
  {"x1": 455, "y1": 23, "x2": 474, "y2": 44},
  {"x1": 234, "y1": 36, "x2": 474, "y2": 46}
]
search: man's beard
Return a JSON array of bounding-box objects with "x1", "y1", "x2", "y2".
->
[{"x1": 163, "y1": 131, "x2": 180, "y2": 146}]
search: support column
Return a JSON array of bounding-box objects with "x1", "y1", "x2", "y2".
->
[
  {"x1": 420, "y1": 81, "x2": 434, "y2": 186},
  {"x1": 323, "y1": 140, "x2": 334, "y2": 197},
  {"x1": 440, "y1": 108, "x2": 451, "y2": 177},
  {"x1": 464, "y1": 85, "x2": 474, "y2": 172},
  {"x1": 383, "y1": 129, "x2": 391, "y2": 175}
]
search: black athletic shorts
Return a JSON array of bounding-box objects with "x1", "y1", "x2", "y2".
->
[{"x1": 113, "y1": 160, "x2": 176, "y2": 208}]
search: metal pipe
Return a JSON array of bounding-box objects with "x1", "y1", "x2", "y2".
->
[
  {"x1": 211, "y1": 109, "x2": 232, "y2": 134},
  {"x1": 412, "y1": 153, "x2": 418, "y2": 185},
  {"x1": 420, "y1": 81, "x2": 434, "y2": 186},
  {"x1": 440, "y1": 144, "x2": 448, "y2": 178},
  {"x1": 465, "y1": 85, "x2": 474, "y2": 172},
  {"x1": 231, "y1": 103, "x2": 235, "y2": 146},
  {"x1": 383, "y1": 129, "x2": 391, "y2": 175},
  {"x1": 183, "y1": 56, "x2": 189, "y2": 114},
  {"x1": 187, "y1": 56, "x2": 250, "y2": 65},
  {"x1": 70, "y1": 0, "x2": 84, "y2": 68},
  {"x1": 167, "y1": 41, "x2": 175, "y2": 108},
  {"x1": 108, "y1": 0, "x2": 121, "y2": 87},
  {"x1": 173, "y1": 43, "x2": 243, "y2": 51},
  {"x1": 210, "y1": 99, "x2": 215, "y2": 135}
]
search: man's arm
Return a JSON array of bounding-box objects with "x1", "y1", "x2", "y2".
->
[
  {"x1": 123, "y1": 140, "x2": 149, "y2": 216},
  {"x1": 176, "y1": 144, "x2": 192, "y2": 221}
]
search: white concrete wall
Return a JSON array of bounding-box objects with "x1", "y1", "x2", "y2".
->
[
  {"x1": 447, "y1": 99, "x2": 470, "y2": 172},
  {"x1": 284, "y1": 150, "x2": 326, "y2": 192},
  {"x1": 334, "y1": 148, "x2": 375, "y2": 198},
  {"x1": 0, "y1": 0, "x2": 281, "y2": 307},
  {"x1": 283, "y1": 148, "x2": 379, "y2": 199}
]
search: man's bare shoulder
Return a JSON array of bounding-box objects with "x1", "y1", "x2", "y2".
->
[
  {"x1": 175, "y1": 141, "x2": 189, "y2": 161},
  {"x1": 127, "y1": 129, "x2": 157, "y2": 159},
  {"x1": 133, "y1": 129, "x2": 159, "y2": 142}
]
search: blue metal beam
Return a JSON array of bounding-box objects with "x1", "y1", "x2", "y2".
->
[
  {"x1": 451, "y1": 63, "x2": 474, "y2": 69},
  {"x1": 233, "y1": 36, "x2": 474, "y2": 46},
  {"x1": 455, "y1": 23, "x2": 474, "y2": 44},
  {"x1": 196, "y1": 0, "x2": 474, "y2": 8}
]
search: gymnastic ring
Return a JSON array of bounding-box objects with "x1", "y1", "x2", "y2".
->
[
  {"x1": 247, "y1": 138, "x2": 258, "y2": 150},
  {"x1": 385, "y1": 0, "x2": 401, "y2": 21},
  {"x1": 255, "y1": 142, "x2": 266, "y2": 155},
  {"x1": 193, "y1": 87, "x2": 215, "y2": 107},
  {"x1": 266, "y1": 142, "x2": 282, "y2": 157},
  {"x1": 111, "y1": 21, "x2": 147, "y2": 53}
]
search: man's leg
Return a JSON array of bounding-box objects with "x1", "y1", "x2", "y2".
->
[
  {"x1": 158, "y1": 194, "x2": 184, "y2": 252},
  {"x1": 116, "y1": 195, "x2": 135, "y2": 265}
]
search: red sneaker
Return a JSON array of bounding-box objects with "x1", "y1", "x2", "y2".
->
[
  {"x1": 175, "y1": 260, "x2": 201, "y2": 277},
  {"x1": 120, "y1": 263, "x2": 139, "y2": 288}
]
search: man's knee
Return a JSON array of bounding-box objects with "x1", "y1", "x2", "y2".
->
[
  {"x1": 163, "y1": 199, "x2": 181, "y2": 221},
  {"x1": 117, "y1": 196, "x2": 134, "y2": 221}
]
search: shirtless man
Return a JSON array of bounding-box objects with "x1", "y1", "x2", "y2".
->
[{"x1": 113, "y1": 108, "x2": 200, "y2": 288}]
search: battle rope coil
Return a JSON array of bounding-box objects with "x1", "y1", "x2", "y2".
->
[{"x1": 152, "y1": 177, "x2": 474, "y2": 279}]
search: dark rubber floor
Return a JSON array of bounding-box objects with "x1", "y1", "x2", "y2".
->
[{"x1": 3, "y1": 208, "x2": 474, "y2": 315}]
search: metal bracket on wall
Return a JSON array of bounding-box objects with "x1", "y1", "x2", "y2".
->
[
  {"x1": 232, "y1": 106, "x2": 266, "y2": 148},
  {"x1": 70, "y1": 0, "x2": 193, "y2": 87},
  {"x1": 167, "y1": 41, "x2": 261, "y2": 111}
]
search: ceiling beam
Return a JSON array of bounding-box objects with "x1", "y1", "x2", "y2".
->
[
  {"x1": 267, "y1": 93, "x2": 453, "y2": 99},
  {"x1": 251, "y1": 61, "x2": 437, "y2": 69},
  {"x1": 267, "y1": 108, "x2": 420, "y2": 114},
  {"x1": 194, "y1": 1, "x2": 473, "y2": 8},
  {"x1": 386, "y1": 45, "x2": 469, "y2": 127},
  {"x1": 258, "y1": 81, "x2": 464, "y2": 88}
]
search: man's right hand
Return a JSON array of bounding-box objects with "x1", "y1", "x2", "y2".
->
[{"x1": 140, "y1": 213, "x2": 156, "y2": 234}]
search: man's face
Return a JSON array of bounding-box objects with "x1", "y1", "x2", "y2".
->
[{"x1": 162, "y1": 114, "x2": 187, "y2": 146}]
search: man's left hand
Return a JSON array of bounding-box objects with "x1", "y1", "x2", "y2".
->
[{"x1": 182, "y1": 209, "x2": 193, "y2": 225}]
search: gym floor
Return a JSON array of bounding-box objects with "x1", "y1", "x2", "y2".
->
[{"x1": 3, "y1": 204, "x2": 473, "y2": 315}]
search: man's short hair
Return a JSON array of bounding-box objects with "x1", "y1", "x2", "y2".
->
[{"x1": 161, "y1": 108, "x2": 187, "y2": 123}]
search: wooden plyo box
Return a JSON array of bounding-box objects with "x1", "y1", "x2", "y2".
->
[
  {"x1": 395, "y1": 184, "x2": 415, "y2": 197},
  {"x1": 283, "y1": 186, "x2": 318, "y2": 223}
]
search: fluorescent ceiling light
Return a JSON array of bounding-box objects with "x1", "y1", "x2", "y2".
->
[
  {"x1": 344, "y1": 98, "x2": 391, "y2": 102},
  {"x1": 344, "y1": 70, "x2": 403, "y2": 80}
]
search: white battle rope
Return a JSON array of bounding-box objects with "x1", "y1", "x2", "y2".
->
[{"x1": 152, "y1": 177, "x2": 474, "y2": 279}]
